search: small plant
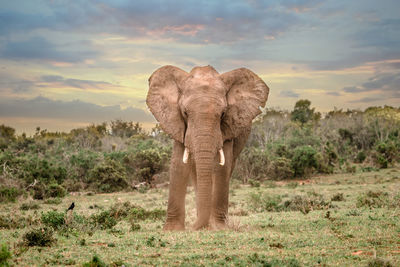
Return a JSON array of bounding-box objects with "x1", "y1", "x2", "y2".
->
[
  {"x1": 267, "y1": 157, "x2": 294, "y2": 180},
  {"x1": 0, "y1": 186, "x2": 22, "y2": 202},
  {"x1": 46, "y1": 184, "x2": 67, "y2": 198},
  {"x1": 130, "y1": 221, "x2": 141, "y2": 231},
  {"x1": 41, "y1": 211, "x2": 65, "y2": 229},
  {"x1": 20, "y1": 201, "x2": 41, "y2": 210},
  {"x1": 22, "y1": 227, "x2": 56, "y2": 247},
  {"x1": 248, "y1": 179, "x2": 260, "y2": 187},
  {"x1": 43, "y1": 198, "x2": 62, "y2": 205},
  {"x1": 90, "y1": 211, "x2": 117, "y2": 229},
  {"x1": 283, "y1": 194, "x2": 331, "y2": 214},
  {"x1": 248, "y1": 192, "x2": 282, "y2": 212},
  {"x1": 0, "y1": 243, "x2": 12, "y2": 266},
  {"x1": 129, "y1": 207, "x2": 166, "y2": 221},
  {"x1": 356, "y1": 191, "x2": 389, "y2": 208},
  {"x1": 331, "y1": 193, "x2": 344, "y2": 201},
  {"x1": 367, "y1": 258, "x2": 393, "y2": 267},
  {"x1": 82, "y1": 255, "x2": 107, "y2": 267}
]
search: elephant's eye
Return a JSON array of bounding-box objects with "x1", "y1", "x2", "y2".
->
[{"x1": 221, "y1": 112, "x2": 225, "y2": 119}]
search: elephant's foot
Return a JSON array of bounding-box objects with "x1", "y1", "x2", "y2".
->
[
  {"x1": 210, "y1": 221, "x2": 228, "y2": 230},
  {"x1": 192, "y1": 220, "x2": 210, "y2": 230},
  {"x1": 163, "y1": 222, "x2": 185, "y2": 231}
]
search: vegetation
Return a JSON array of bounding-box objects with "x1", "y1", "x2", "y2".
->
[
  {"x1": 0, "y1": 102, "x2": 399, "y2": 265},
  {"x1": 0, "y1": 168, "x2": 398, "y2": 265}
]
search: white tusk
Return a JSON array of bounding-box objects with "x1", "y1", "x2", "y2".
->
[
  {"x1": 219, "y1": 149, "x2": 225, "y2": 166},
  {"x1": 183, "y1": 147, "x2": 189, "y2": 164}
]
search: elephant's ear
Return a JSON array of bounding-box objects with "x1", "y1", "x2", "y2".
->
[
  {"x1": 146, "y1": 65, "x2": 188, "y2": 143},
  {"x1": 220, "y1": 68, "x2": 269, "y2": 140}
]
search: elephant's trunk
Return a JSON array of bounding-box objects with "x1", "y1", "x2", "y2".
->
[{"x1": 193, "y1": 146, "x2": 215, "y2": 229}]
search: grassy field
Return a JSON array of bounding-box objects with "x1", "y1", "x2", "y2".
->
[{"x1": 1, "y1": 168, "x2": 400, "y2": 266}]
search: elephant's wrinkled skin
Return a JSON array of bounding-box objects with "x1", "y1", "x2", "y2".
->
[{"x1": 146, "y1": 65, "x2": 269, "y2": 230}]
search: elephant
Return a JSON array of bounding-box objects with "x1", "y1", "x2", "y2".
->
[{"x1": 146, "y1": 65, "x2": 269, "y2": 230}]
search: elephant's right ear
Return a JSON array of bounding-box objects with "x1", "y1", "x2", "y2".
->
[{"x1": 146, "y1": 65, "x2": 188, "y2": 143}]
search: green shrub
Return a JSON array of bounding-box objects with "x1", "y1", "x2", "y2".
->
[
  {"x1": 90, "y1": 211, "x2": 117, "y2": 229},
  {"x1": 355, "y1": 151, "x2": 367, "y2": 163},
  {"x1": 367, "y1": 258, "x2": 393, "y2": 267},
  {"x1": 41, "y1": 211, "x2": 65, "y2": 229},
  {"x1": 125, "y1": 148, "x2": 167, "y2": 184},
  {"x1": 248, "y1": 192, "x2": 282, "y2": 212},
  {"x1": 0, "y1": 186, "x2": 22, "y2": 202},
  {"x1": 46, "y1": 184, "x2": 67, "y2": 198},
  {"x1": 374, "y1": 141, "x2": 398, "y2": 168},
  {"x1": 69, "y1": 150, "x2": 99, "y2": 181},
  {"x1": 0, "y1": 243, "x2": 12, "y2": 266},
  {"x1": 88, "y1": 159, "x2": 128, "y2": 193},
  {"x1": 291, "y1": 146, "x2": 318, "y2": 177},
  {"x1": 23, "y1": 227, "x2": 55, "y2": 247},
  {"x1": 248, "y1": 179, "x2": 260, "y2": 187},
  {"x1": 331, "y1": 193, "x2": 344, "y2": 201},
  {"x1": 267, "y1": 157, "x2": 294, "y2": 180},
  {"x1": 82, "y1": 255, "x2": 107, "y2": 267},
  {"x1": 283, "y1": 194, "x2": 331, "y2": 214},
  {"x1": 43, "y1": 198, "x2": 62, "y2": 205},
  {"x1": 129, "y1": 207, "x2": 166, "y2": 221},
  {"x1": 233, "y1": 147, "x2": 269, "y2": 182},
  {"x1": 20, "y1": 201, "x2": 41, "y2": 210},
  {"x1": 356, "y1": 191, "x2": 389, "y2": 208}
]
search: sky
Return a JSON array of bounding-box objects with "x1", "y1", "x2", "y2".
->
[{"x1": 0, "y1": 0, "x2": 399, "y2": 134}]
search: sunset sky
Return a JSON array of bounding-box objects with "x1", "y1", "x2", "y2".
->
[{"x1": 0, "y1": 0, "x2": 399, "y2": 134}]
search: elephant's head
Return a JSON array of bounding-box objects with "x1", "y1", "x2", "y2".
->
[{"x1": 147, "y1": 65, "x2": 269, "y2": 227}]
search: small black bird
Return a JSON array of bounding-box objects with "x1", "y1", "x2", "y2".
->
[{"x1": 67, "y1": 202, "x2": 75, "y2": 212}]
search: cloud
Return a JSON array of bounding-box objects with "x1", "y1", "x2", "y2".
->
[
  {"x1": 1, "y1": 36, "x2": 98, "y2": 63},
  {"x1": 40, "y1": 75, "x2": 116, "y2": 90},
  {"x1": 342, "y1": 72, "x2": 400, "y2": 94},
  {"x1": 279, "y1": 90, "x2": 299, "y2": 98},
  {"x1": 349, "y1": 97, "x2": 385, "y2": 103},
  {"x1": 0, "y1": 96, "x2": 155, "y2": 123},
  {"x1": 326, "y1": 91, "x2": 341, "y2": 96},
  {"x1": 0, "y1": 72, "x2": 35, "y2": 93}
]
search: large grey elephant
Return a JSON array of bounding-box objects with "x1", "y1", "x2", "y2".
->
[{"x1": 146, "y1": 65, "x2": 269, "y2": 230}]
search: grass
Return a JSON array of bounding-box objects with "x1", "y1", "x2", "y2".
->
[{"x1": 0, "y1": 167, "x2": 399, "y2": 266}]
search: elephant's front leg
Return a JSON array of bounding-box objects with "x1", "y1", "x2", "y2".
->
[
  {"x1": 211, "y1": 140, "x2": 234, "y2": 229},
  {"x1": 164, "y1": 141, "x2": 190, "y2": 230}
]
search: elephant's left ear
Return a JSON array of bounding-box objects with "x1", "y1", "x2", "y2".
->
[{"x1": 220, "y1": 68, "x2": 269, "y2": 140}]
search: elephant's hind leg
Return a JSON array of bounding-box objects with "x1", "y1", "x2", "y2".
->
[{"x1": 164, "y1": 141, "x2": 190, "y2": 230}]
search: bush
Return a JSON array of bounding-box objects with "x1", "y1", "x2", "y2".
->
[
  {"x1": 373, "y1": 141, "x2": 398, "y2": 168},
  {"x1": 23, "y1": 227, "x2": 56, "y2": 247},
  {"x1": 0, "y1": 243, "x2": 12, "y2": 266},
  {"x1": 20, "y1": 201, "x2": 41, "y2": 210},
  {"x1": 129, "y1": 207, "x2": 166, "y2": 221},
  {"x1": 125, "y1": 148, "x2": 167, "y2": 184},
  {"x1": 283, "y1": 194, "x2": 331, "y2": 214},
  {"x1": 82, "y1": 255, "x2": 107, "y2": 267},
  {"x1": 267, "y1": 157, "x2": 294, "y2": 180},
  {"x1": 46, "y1": 184, "x2": 67, "y2": 198},
  {"x1": 90, "y1": 211, "x2": 117, "y2": 229},
  {"x1": 0, "y1": 186, "x2": 22, "y2": 202},
  {"x1": 41, "y1": 211, "x2": 65, "y2": 229},
  {"x1": 356, "y1": 191, "x2": 389, "y2": 208},
  {"x1": 88, "y1": 159, "x2": 128, "y2": 193},
  {"x1": 233, "y1": 147, "x2": 269, "y2": 182},
  {"x1": 247, "y1": 192, "x2": 282, "y2": 212},
  {"x1": 331, "y1": 193, "x2": 344, "y2": 201},
  {"x1": 367, "y1": 258, "x2": 393, "y2": 267},
  {"x1": 291, "y1": 146, "x2": 318, "y2": 177}
]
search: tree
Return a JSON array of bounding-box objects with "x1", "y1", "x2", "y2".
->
[{"x1": 291, "y1": 99, "x2": 318, "y2": 125}]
